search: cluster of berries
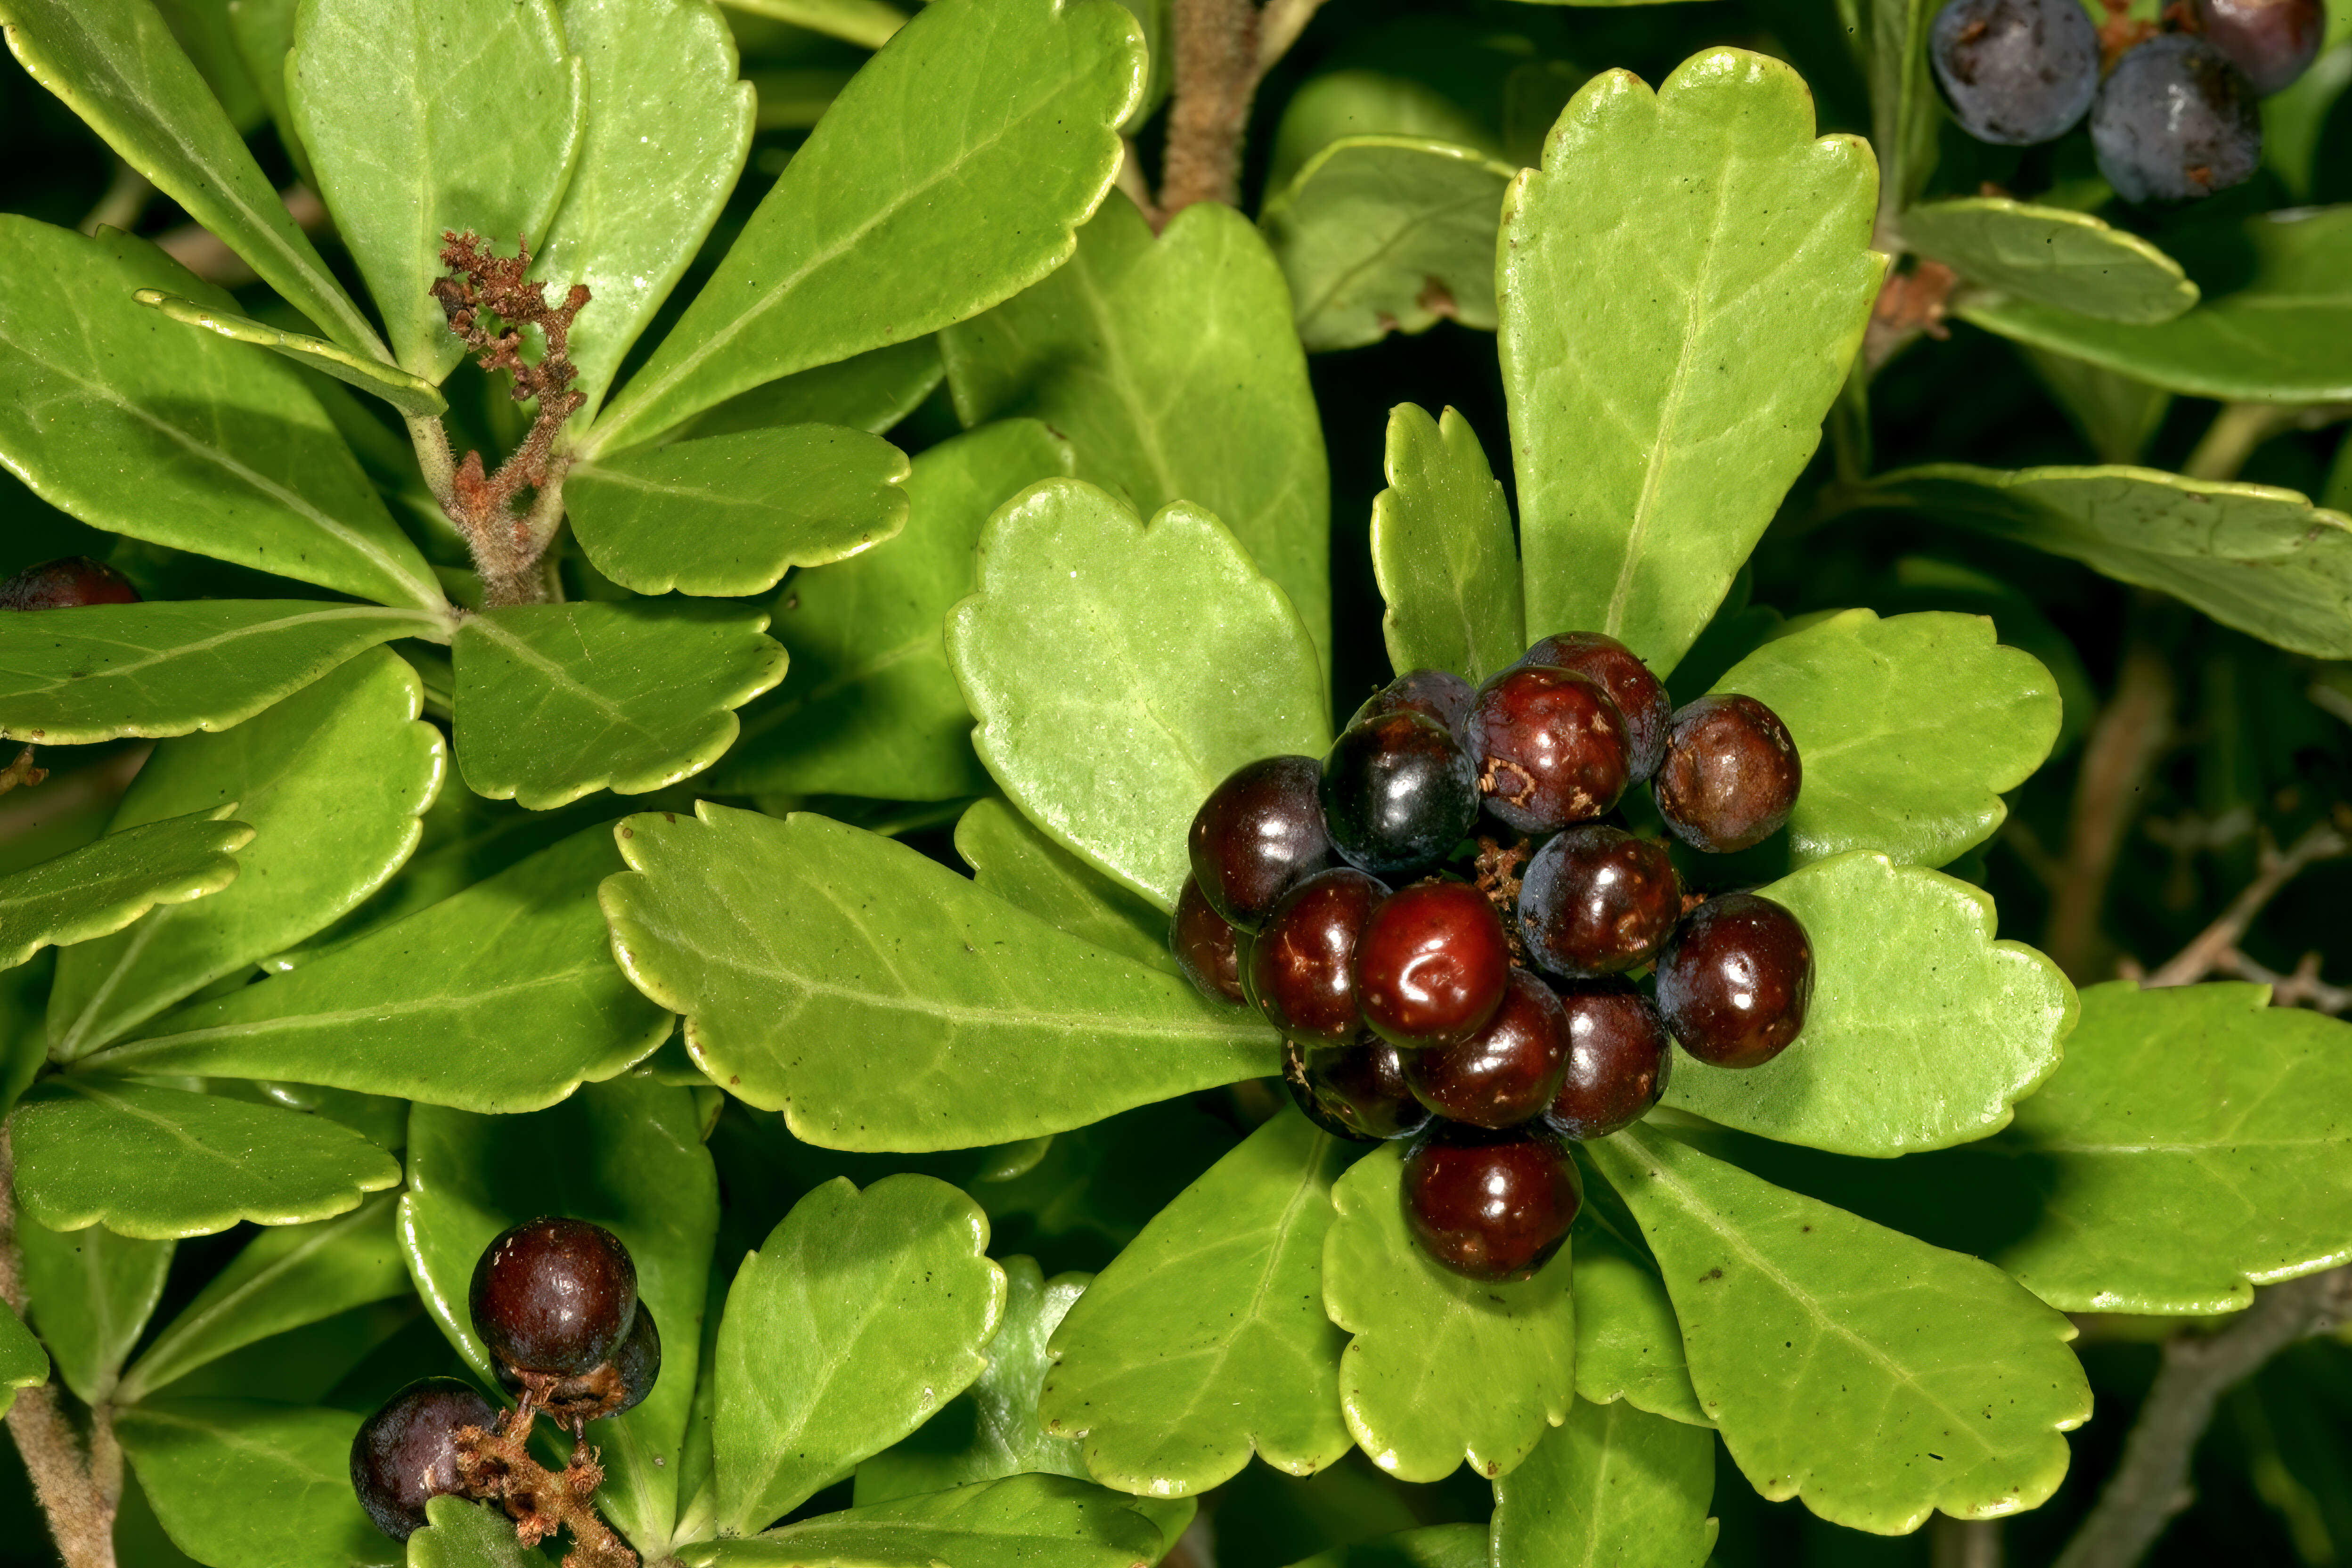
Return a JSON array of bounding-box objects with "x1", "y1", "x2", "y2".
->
[
  {"x1": 1929, "y1": 0, "x2": 2323, "y2": 201},
  {"x1": 349, "y1": 1218, "x2": 658, "y2": 1549},
  {"x1": 1174, "y1": 633, "x2": 1815, "y2": 1282}
]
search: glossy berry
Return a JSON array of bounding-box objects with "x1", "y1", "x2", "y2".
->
[
  {"x1": 497, "y1": 1303, "x2": 662, "y2": 1425},
  {"x1": 1172, "y1": 875, "x2": 1247, "y2": 1005},
  {"x1": 1350, "y1": 668, "x2": 1475, "y2": 739},
  {"x1": 2091, "y1": 37, "x2": 2262, "y2": 203},
  {"x1": 1517, "y1": 633, "x2": 1671, "y2": 780},
  {"x1": 349, "y1": 1377, "x2": 498, "y2": 1541},
  {"x1": 1188, "y1": 755, "x2": 1333, "y2": 931},
  {"x1": 1319, "y1": 712, "x2": 1480, "y2": 878},
  {"x1": 2192, "y1": 0, "x2": 2324, "y2": 94},
  {"x1": 1655, "y1": 893, "x2": 1814, "y2": 1069},
  {"x1": 1402, "y1": 1123, "x2": 1583, "y2": 1282},
  {"x1": 470, "y1": 1217, "x2": 639, "y2": 1377},
  {"x1": 1282, "y1": 1035, "x2": 1430, "y2": 1142},
  {"x1": 1352, "y1": 881, "x2": 1511, "y2": 1049},
  {"x1": 1652, "y1": 694, "x2": 1801, "y2": 853},
  {"x1": 1404, "y1": 968, "x2": 1571, "y2": 1129},
  {"x1": 1927, "y1": 0, "x2": 2099, "y2": 145},
  {"x1": 1517, "y1": 825, "x2": 1682, "y2": 980},
  {"x1": 1463, "y1": 666, "x2": 1630, "y2": 834},
  {"x1": 1548, "y1": 981, "x2": 1673, "y2": 1140},
  {"x1": 0, "y1": 556, "x2": 140, "y2": 611},
  {"x1": 1250, "y1": 867, "x2": 1388, "y2": 1043}
]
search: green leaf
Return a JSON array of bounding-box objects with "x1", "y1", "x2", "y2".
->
[
  {"x1": 710, "y1": 420, "x2": 1070, "y2": 801},
  {"x1": 12, "y1": 1078, "x2": 402, "y2": 1238},
  {"x1": 940, "y1": 196, "x2": 1332, "y2": 659},
  {"x1": 1662, "y1": 850, "x2": 2077, "y2": 1156},
  {"x1": 1864, "y1": 0, "x2": 1936, "y2": 215},
  {"x1": 1280, "y1": 1524, "x2": 1489, "y2": 1568},
  {"x1": 1322, "y1": 1142, "x2": 1573, "y2": 1484},
  {"x1": 1368, "y1": 404, "x2": 1524, "y2": 685},
  {"x1": 1039, "y1": 1111, "x2": 1354, "y2": 1497},
  {"x1": 585, "y1": 0, "x2": 1142, "y2": 453},
  {"x1": 115, "y1": 1193, "x2": 408, "y2": 1404},
  {"x1": 406, "y1": 1494, "x2": 530, "y2": 1568},
  {"x1": 1498, "y1": 50, "x2": 1882, "y2": 672},
  {"x1": 49, "y1": 649, "x2": 443, "y2": 1058},
  {"x1": 0, "y1": 0, "x2": 384, "y2": 354},
  {"x1": 0, "y1": 601, "x2": 447, "y2": 746},
  {"x1": 1957, "y1": 208, "x2": 2352, "y2": 403},
  {"x1": 1859, "y1": 464, "x2": 2352, "y2": 659},
  {"x1": 130, "y1": 289, "x2": 445, "y2": 415},
  {"x1": 17, "y1": 1217, "x2": 170, "y2": 1403},
  {"x1": 682, "y1": 1473, "x2": 1169, "y2": 1568},
  {"x1": 1586, "y1": 1127, "x2": 2090, "y2": 1534},
  {"x1": 0, "y1": 219, "x2": 444, "y2": 611},
  {"x1": 1900, "y1": 198, "x2": 2197, "y2": 324},
  {"x1": 947, "y1": 480, "x2": 1329, "y2": 911},
  {"x1": 568, "y1": 425, "x2": 910, "y2": 597},
  {"x1": 288, "y1": 0, "x2": 586, "y2": 380},
  {"x1": 0, "y1": 1301, "x2": 46, "y2": 1418},
  {"x1": 1569, "y1": 1207, "x2": 1708, "y2": 1427},
  {"x1": 0, "y1": 807, "x2": 251, "y2": 972},
  {"x1": 226, "y1": 0, "x2": 309, "y2": 186},
  {"x1": 951, "y1": 797, "x2": 1174, "y2": 976},
  {"x1": 82, "y1": 826, "x2": 673, "y2": 1113},
  {"x1": 678, "y1": 337, "x2": 945, "y2": 442},
  {"x1": 115, "y1": 1399, "x2": 390, "y2": 1568},
  {"x1": 1266, "y1": 66, "x2": 1504, "y2": 193},
  {"x1": 402, "y1": 1076, "x2": 718, "y2": 1553},
  {"x1": 715, "y1": 1174, "x2": 1005, "y2": 1534},
  {"x1": 451, "y1": 600, "x2": 786, "y2": 810},
  {"x1": 600, "y1": 804, "x2": 1276, "y2": 1147},
  {"x1": 708, "y1": 0, "x2": 906, "y2": 51},
  {"x1": 1259, "y1": 136, "x2": 1511, "y2": 354},
  {"x1": 1489, "y1": 1400, "x2": 1717, "y2": 1568},
  {"x1": 1708, "y1": 609, "x2": 2060, "y2": 869},
  {"x1": 2262, "y1": 39, "x2": 2352, "y2": 199}
]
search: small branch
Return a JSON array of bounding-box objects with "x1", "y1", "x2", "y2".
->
[
  {"x1": 2144, "y1": 820, "x2": 2350, "y2": 987},
  {"x1": 1160, "y1": 0, "x2": 1261, "y2": 213},
  {"x1": 1254, "y1": 0, "x2": 1327, "y2": 73},
  {"x1": 0, "y1": 747, "x2": 48, "y2": 799},
  {"x1": 2045, "y1": 631, "x2": 2174, "y2": 980},
  {"x1": 2218, "y1": 948, "x2": 2352, "y2": 1015},
  {"x1": 78, "y1": 161, "x2": 153, "y2": 238},
  {"x1": 2182, "y1": 403, "x2": 2295, "y2": 484},
  {"x1": 1932, "y1": 1517, "x2": 2003, "y2": 1568}
]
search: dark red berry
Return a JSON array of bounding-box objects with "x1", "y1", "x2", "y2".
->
[
  {"x1": 349, "y1": 1377, "x2": 498, "y2": 1541},
  {"x1": 1655, "y1": 893, "x2": 1813, "y2": 1069},
  {"x1": 1516, "y1": 634, "x2": 1670, "y2": 780},
  {"x1": 1249, "y1": 867, "x2": 1388, "y2": 1043},
  {"x1": 1319, "y1": 711, "x2": 1480, "y2": 877},
  {"x1": 1652, "y1": 694, "x2": 1800, "y2": 853},
  {"x1": 1352, "y1": 881, "x2": 1511, "y2": 1049},
  {"x1": 1463, "y1": 666, "x2": 1630, "y2": 834},
  {"x1": 2191, "y1": 0, "x2": 2322, "y2": 95},
  {"x1": 1517, "y1": 825, "x2": 1681, "y2": 980},
  {"x1": 1548, "y1": 980, "x2": 1672, "y2": 1139},
  {"x1": 1188, "y1": 755, "x2": 1334, "y2": 931},
  {"x1": 1350, "y1": 668, "x2": 1474, "y2": 739},
  {"x1": 0, "y1": 557, "x2": 140, "y2": 611},
  {"x1": 469, "y1": 1217, "x2": 638, "y2": 1377},
  {"x1": 1402, "y1": 1123, "x2": 1583, "y2": 1282},
  {"x1": 1172, "y1": 875, "x2": 1247, "y2": 1005},
  {"x1": 1282, "y1": 1035, "x2": 1430, "y2": 1142},
  {"x1": 1403, "y1": 968, "x2": 1570, "y2": 1128},
  {"x1": 496, "y1": 1303, "x2": 661, "y2": 1426}
]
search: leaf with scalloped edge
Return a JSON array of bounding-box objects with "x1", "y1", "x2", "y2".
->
[
  {"x1": 951, "y1": 798, "x2": 1173, "y2": 976},
  {"x1": 1369, "y1": 405, "x2": 1524, "y2": 685},
  {"x1": 1900, "y1": 198, "x2": 2197, "y2": 324},
  {"x1": 115, "y1": 1399, "x2": 386, "y2": 1568},
  {"x1": 1569, "y1": 1206, "x2": 1707, "y2": 1427},
  {"x1": 1279, "y1": 1525, "x2": 1488, "y2": 1568},
  {"x1": 1489, "y1": 1400, "x2": 1717, "y2": 1568},
  {"x1": 679, "y1": 1473, "x2": 1173, "y2": 1568},
  {"x1": 0, "y1": 808, "x2": 250, "y2": 972}
]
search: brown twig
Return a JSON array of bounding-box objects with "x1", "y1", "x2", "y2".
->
[
  {"x1": 2142, "y1": 819, "x2": 2350, "y2": 987},
  {"x1": 2219, "y1": 949, "x2": 2352, "y2": 1014},
  {"x1": 2045, "y1": 633, "x2": 2174, "y2": 980},
  {"x1": 0, "y1": 747, "x2": 47, "y2": 799},
  {"x1": 1161, "y1": 0, "x2": 1260, "y2": 213},
  {"x1": 1864, "y1": 261, "x2": 1957, "y2": 374}
]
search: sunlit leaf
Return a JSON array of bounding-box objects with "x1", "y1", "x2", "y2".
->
[
  {"x1": 1368, "y1": 404, "x2": 1523, "y2": 684},
  {"x1": 132, "y1": 289, "x2": 447, "y2": 415},
  {"x1": 1902, "y1": 198, "x2": 2197, "y2": 323},
  {"x1": 116, "y1": 1399, "x2": 389, "y2": 1568},
  {"x1": 951, "y1": 797, "x2": 1173, "y2": 976},
  {"x1": 1489, "y1": 1400, "x2": 1717, "y2": 1568},
  {"x1": 1569, "y1": 1209, "x2": 1708, "y2": 1428},
  {"x1": 0, "y1": 807, "x2": 250, "y2": 972}
]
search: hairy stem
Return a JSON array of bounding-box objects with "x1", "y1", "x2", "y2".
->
[
  {"x1": 2044, "y1": 624, "x2": 2173, "y2": 980},
  {"x1": 1162, "y1": 0, "x2": 1259, "y2": 212}
]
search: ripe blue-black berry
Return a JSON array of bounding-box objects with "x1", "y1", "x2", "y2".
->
[
  {"x1": 1655, "y1": 893, "x2": 1814, "y2": 1069},
  {"x1": 1516, "y1": 633, "x2": 1671, "y2": 780},
  {"x1": 1188, "y1": 755, "x2": 1333, "y2": 931},
  {"x1": 496, "y1": 1303, "x2": 662, "y2": 1426},
  {"x1": 0, "y1": 556, "x2": 140, "y2": 611},
  {"x1": 1351, "y1": 668, "x2": 1474, "y2": 739},
  {"x1": 2091, "y1": 36, "x2": 2262, "y2": 202},
  {"x1": 2193, "y1": 0, "x2": 2324, "y2": 94},
  {"x1": 1351, "y1": 880, "x2": 1511, "y2": 1049},
  {"x1": 1249, "y1": 866, "x2": 1388, "y2": 1043},
  {"x1": 1282, "y1": 1035, "x2": 1429, "y2": 1142},
  {"x1": 349, "y1": 1378, "x2": 498, "y2": 1541},
  {"x1": 1463, "y1": 665, "x2": 1630, "y2": 834},
  {"x1": 1172, "y1": 875, "x2": 1247, "y2": 1005},
  {"x1": 1928, "y1": 0, "x2": 2099, "y2": 145},
  {"x1": 1319, "y1": 712, "x2": 1480, "y2": 878},
  {"x1": 1548, "y1": 980, "x2": 1672, "y2": 1139}
]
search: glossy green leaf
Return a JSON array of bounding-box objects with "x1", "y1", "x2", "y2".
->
[
  {"x1": 2262, "y1": 39, "x2": 2352, "y2": 199},
  {"x1": 16, "y1": 1217, "x2": 169, "y2": 1403},
  {"x1": 568, "y1": 425, "x2": 910, "y2": 597},
  {"x1": 940, "y1": 196, "x2": 1332, "y2": 658},
  {"x1": 0, "y1": 219, "x2": 443, "y2": 611},
  {"x1": 1569, "y1": 1208, "x2": 1707, "y2": 1427},
  {"x1": 0, "y1": 1302, "x2": 45, "y2": 1418},
  {"x1": 403, "y1": 1076, "x2": 718, "y2": 1552},
  {"x1": 1958, "y1": 208, "x2": 2352, "y2": 403},
  {"x1": 1040, "y1": 1111, "x2": 1354, "y2": 1497},
  {"x1": 1281, "y1": 1524, "x2": 1488, "y2": 1568},
  {"x1": 952, "y1": 797, "x2": 1173, "y2": 975},
  {"x1": 1860, "y1": 464, "x2": 2352, "y2": 659},
  {"x1": 1265, "y1": 67, "x2": 1503, "y2": 194},
  {"x1": 288, "y1": 0, "x2": 586, "y2": 380},
  {"x1": 133, "y1": 289, "x2": 446, "y2": 415},
  {"x1": 116, "y1": 1193, "x2": 408, "y2": 1404},
  {"x1": 407, "y1": 1494, "x2": 530, "y2": 1568},
  {"x1": 83, "y1": 826, "x2": 672, "y2": 1113},
  {"x1": 50, "y1": 649, "x2": 443, "y2": 1058},
  {"x1": 1489, "y1": 1400, "x2": 1717, "y2": 1568},
  {"x1": 0, "y1": 807, "x2": 250, "y2": 972},
  {"x1": 1901, "y1": 198, "x2": 2197, "y2": 324},
  {"x1": 1322, "y1": 1143, "x2": 1573, "y2": 1484},
  {"x1": 1863, "y1": 0, "x2": 1937, "y2": 214},
  {"x1": 451, "y1": 600, "x2": 786, "y2": 810},
  {"x1": 715, "y1": 1174, "x2": 1004, "y2": 1534},
  {"x1": 1498, "y1": 50, "x2": 1882, "y2": 672},
  {"x1": 586, "y1": 0, "x2": 1142, "y2": 453},
  {"x1": 602, "y1": 805, "x2": 1276, "y2": 1147},
  {"x1": 946, "y1": 480, "x2": 1329, "y2": 911},
  {"x1": 711, "y1": 420, "x2": 1070, "y2": 801},
  {"x1": 1662, "y1": 850, "x2": 2076, "y2": 1156},
  {"x1": 0, "y1": 601, "x2": 447, "y2": 746},
  {"x1": 227, "y1": 0, "x2": 307, "y2": 184},
  {"x1": 12, "y1": 1078, "x2": 401, "y2": 1238},
  {"x1": 1368, "y1": 404, "x2": 1523, "y2": 685},
  {"x1": 1260, "y1": 136, "x2": 1512, "y2": 353},
  {"x1": 683, "y1": 1473, "x2": 1169, "y2": 1568},
  {"x1": 678, "y1": 337, "x2": 945, "y2": 441},
  {"x1": 0, "y1": 0, "x2": 383, "y2": 354},
  {"x1": 1587, "y1": 1127, "x2": 2090, "y2": 1534},
  {"x1": 116, "y1": 1399, "x2": 389, "y2": 1568}
]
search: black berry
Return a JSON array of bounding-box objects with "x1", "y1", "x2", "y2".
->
[
  {"x1": 1403, "y1": 967, "x2": 1571, "y2": 1129},
  {"x1": 1927, "y1": 0, "x2": 2099, "y2": 145},
  {"x1": 1319, "y1": 712, "x2": 1480, "y2": 878},
  {"x1": 1172, "y1": 875, "x2": 1247, "y2": 1005},
  {"x1": 1282, "y1": 1035, "x2": 1430, "y2": 1142},
  {"x1": 1463, "y1": 665, "x2": 1630, "y2": 834},
  {"x1": 0, "y1": 556, "x2": 140, "y2": 611},
  {"x1": 1351, "y1": 880, "x2": 1511, "y2": 1049},
  {"x1": 1188, "y1": 755, "x2": 1334, "y2": 931},
  {"x1": 2091, "y1": 36, "x2": 2262, "y2": 202},
  {"x1": 2192, "y1": 0, "x2": 2324, "y2": 94},
  {"x1": 1402, "y1": 1123, "x2": 1583, "y2": 1282},
  {"x1": 1517, "y1": 825, "x2": 1682, "y2": 980},
  {"x1": 349, "y1": 1377, "x2": 498, "y2": 1541},
  {"x1": 1249, "y1": 866, "x2": 1388, "y2": 1043},
  {"x1": 469, "y1": 1217, "x2": 639, "y2": 1378},
  {"x1": 1655, "y1": 893, "x2": 1814, "y2": 1069},
  {"x1": 496, "y1": 1303, "x2": 662, "y2": 1426},
  {"x1": 1652, "y1": 694, "x2": 1800, "y2": 853},
  {"x1": 1517, "y1": 633, "x2": 1670, "y2": 780},
  {"x1": 1548, "y1": 980, "x2": 1672, "y2": 1139},
  {"x1": 1350, "y1": 668, "x2": 1474, "y2": 739}
]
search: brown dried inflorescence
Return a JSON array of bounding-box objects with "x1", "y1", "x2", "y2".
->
[{"x1": 454, "y1": 1410, "x2": 636, "y2": 1568}]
